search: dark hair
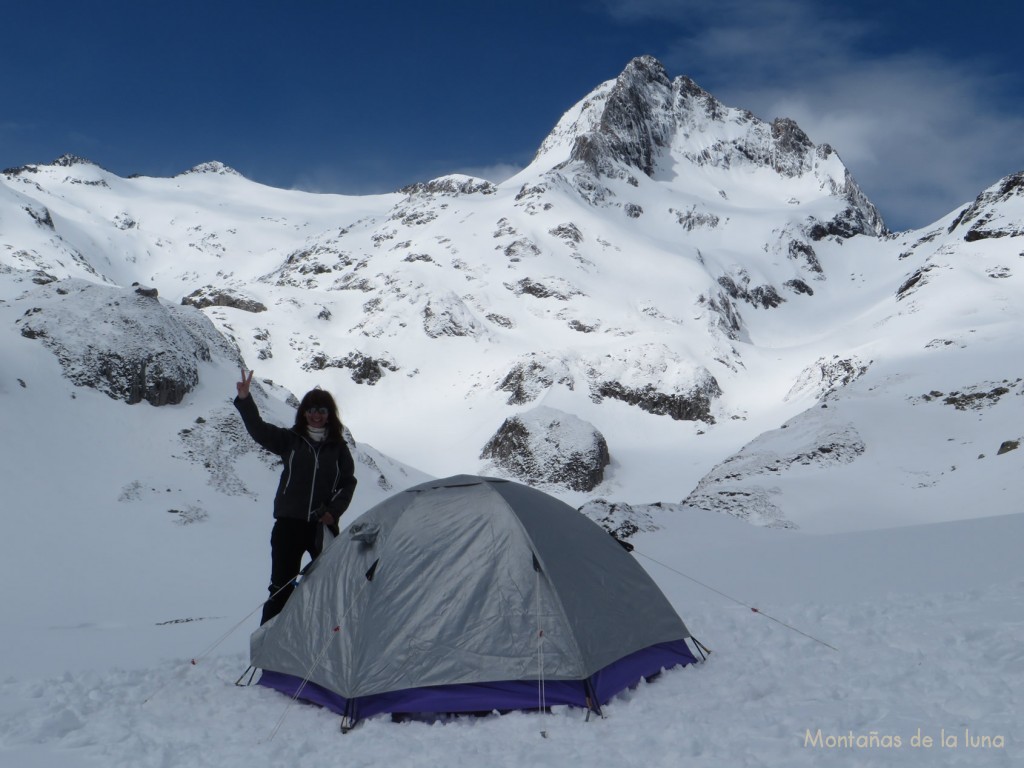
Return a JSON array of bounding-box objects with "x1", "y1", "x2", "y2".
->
[{"x1": 294, "y1": 387, "x2": 344, "y2": 443}]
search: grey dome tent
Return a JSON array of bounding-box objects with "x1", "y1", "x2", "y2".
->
[{"x1": 251, "y1": 475, "x2": 702, "y2": 725}]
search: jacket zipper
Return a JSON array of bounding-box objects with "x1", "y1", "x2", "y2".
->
[{"x1": 306, "y1": 438, "x2": 321, "y2": 520}]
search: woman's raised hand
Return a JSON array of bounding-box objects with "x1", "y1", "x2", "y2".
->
[{"x1": 236, "y1": 368, "x2": 254, "y2": 399}]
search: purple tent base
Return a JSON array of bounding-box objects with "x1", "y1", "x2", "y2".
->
[{"x1": 258, "y1": 638, "x2": 699, "y2": 723}]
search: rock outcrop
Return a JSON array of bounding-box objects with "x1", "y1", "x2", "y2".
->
[
  {"x1": 480, "y1": 406, "x2": 610, "y2": 491},
  {"x1": 15, "y1": 279, "x2": 235, "y2": 405}
]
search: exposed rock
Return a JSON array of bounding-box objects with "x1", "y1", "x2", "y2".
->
[
  {"x1": 262, "y1": 245, "x2": 356, "y2": 288},
  {"x1": 717, "y1": 273, "x2": 785, "y2": 309},
  {"x1": 564, "y1": 55, "x2": 675, "y2": 179},
  {"x1": 15, "y1": 279, "x2": 235, "y2": 406},
  {"x1": 787, "y1": 239, "x2": 822, "y2": 274},
  {"x1": 700, "y1": 291, "x2": 744, "y2": 340},
  {"x1": 181, "y1": 286, "x2": 267, "y2": 313},
  {"x1": 577, "y1": 499, "x2": 666, "y2": 541},
  {"x1": 485, "y1": 313, "x2": 515, "y2": 329},
  {"x1": 684, "y1": 413, "x2": 866, "y2": 527},
  {"x1": 480, "y1": 406, "x2": 610, "y2": 491},
  {"x1": 783, "y1": 278, "x2": 814, "y2": 296},
  {"x1": 52, "y1": 153, "x2": 97, "y2": 168},
  {"x1": 919, "y1": 380, "x2": 1020, "y2": 410},
  {"x1": 400, "y1": 175, "x2": 497, "y2": 196},
  {"x1": 504, "y1": 276, "x2": 582, "y2": 301},
  {"x1": 594, "y1": 379, "x2": 720, "y2": 423},
  {"x1": 24, "y1": 204, "x2": 55, "y2": 229},
  {"x1": 422, "y1": 293, "x2": 484, "y2": 338},
  {"x1": 786, "y1": 356, "x2": 871, "y2": 402},
  {"x1": 546, "y1": 55, "x2": 884, "y2": 233},
  {"x1": 549, "y1": 223, "x2": 583, "y2": 244},
  {"x1": 502, "y1": 238, "x2": 541, "y2": 261},
  {"x1": 948, "y1": 172, "x2": 1024, "y2": 241},
  {"x1": 303, "y1": 350, "x2": 400, "y2": 385},
  {"x1": 769, "y1": 118, "x2": 814, "y2": 174},
  {"x1": 177, "y1": 161, "x2": 242, "y2": 177},
  {"x1": 997, "y1": 439, "x2": 1020, "y2": 455},
  {"x1": 896, "y1": 265, "x2": 938, "y2": 301},
  {"x1": 568, "y1": 319, "x2": 597, "y2": 333},
  {"x1": 672, "y1": 205, "x2": 721, "y2": 231},
  {"x1": 498, "y1": 355, "x2": 574, "y2": 404}
]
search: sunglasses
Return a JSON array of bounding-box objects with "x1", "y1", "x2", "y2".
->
[{"x1": 305, "y1": 406, "x2": 329, "y2": 416}]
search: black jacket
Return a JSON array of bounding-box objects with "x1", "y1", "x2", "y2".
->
[{"x1": 234, "y1": 395, "x2": 357, "y2": 523}]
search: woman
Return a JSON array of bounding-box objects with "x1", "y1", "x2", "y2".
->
[{"x1": 234, "y1": 369, "x2": 357, "y2": 624}]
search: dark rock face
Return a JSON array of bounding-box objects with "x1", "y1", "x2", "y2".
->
[
  {"x1": 498, "y1": 356, "x2": 574, "y2": 404},
  {"x1": 303, "y1": 350, "x2": 399, "y2": 385},
  {"x1": 181, "y1": 286, "x2": 267, "y2": 313},
  {"x1": 16, "y1": 279, "x2": 233, "y2": 406},
  {"x1": 567, "y1": 55, "x2": 675, "y2": 179},
  {"x1": 770, "y1": 118, "x2": 814, "y2": 173},
  {"x1": 577, "y1": 499, "x2": 666, "y2": 541},
  {"x1": 399, "y1": 176, "x2": 497, "y2": 196},
  {"x1": 594, "y1": 376, "x2": 721, "y2": 423},
  {"x1": 896, "y1": 265, "x2": 937, "y2": 300},
  {"x1": 504, "y1": 277, "x2": 581, "y2": 301},
  {"x1": 480, "y1": 406, "x2": 610, "y2": 491},
  {"x1": 948, "y1": 171, "x2": 1024, "y2": 241},
  {"x1": 784, "y1": 279, "x2": 814, "y2": 296},
  {"x1": 24, "y1": 204, "x2": 55, "y2": 229},
  {"x1": 919, "y1": 380, "x2": 1020, "y2": 411},
  {"x1": 787, "y1": 240, "x2": 822, "y2": 273},
  {"x1": 717, "y1": 274, "x2": 785, "y2": 309}
]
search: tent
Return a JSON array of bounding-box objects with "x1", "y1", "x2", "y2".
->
[{"x1": 251, "y1": 475, "x2": 703, "y2": 726}]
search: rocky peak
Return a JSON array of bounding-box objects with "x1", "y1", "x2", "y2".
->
[
  {"x1": 536, "y1": 55, "x2": 885, "y2": 237},
  {"x1": 52, "y1": 153, "x2": 98, "y2": 168},
  {"x1": 947, "y1": 171, "x2": 1024, "y2": 241},
  {"x1": 770, "y1": 118, "x2": 814, "y2": 173},
  {"x1": 564, "y1": 55, "x2": 675, "y2": 178},
  {"x1": 177, "y1": 161, "x2": 242, "y2": 178},
  {"x1": 400, "y1": 174, "x2": 497, "y2": 197}
]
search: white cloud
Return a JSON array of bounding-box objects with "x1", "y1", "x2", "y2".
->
[{"x1": 450, "y1": 162, "x2": 523, "y2": 184}]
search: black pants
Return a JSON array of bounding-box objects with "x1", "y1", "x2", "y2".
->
[{"x1": 261, "y1": 518, "x2": 323, "y2": 625}]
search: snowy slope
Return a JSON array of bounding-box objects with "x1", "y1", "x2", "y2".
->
[
  {"x1": 1, "y1": 56, "x2": 1023, "y2": 766},
  {"x1": 4, "y1": 59, "x2": 1022, "y2": 532},
  {"x1": 1, "y1": 493, "x2": 1020, "y2": 766}
]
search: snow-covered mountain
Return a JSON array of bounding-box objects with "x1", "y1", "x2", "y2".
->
[
  {"x1": 2, "y1": 55, "x2": 1022, "y2": 534},
  {"x1": 2, "y1": 55, "x2": 1024, "y2": 768}
]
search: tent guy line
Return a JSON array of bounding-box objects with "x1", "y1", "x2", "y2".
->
[
  {"x1": 634, "y1": 550, "x2": 839, "y2": 652},
  {"x1": 267, "y1": 573, "x2": 375, "y2": 741}
]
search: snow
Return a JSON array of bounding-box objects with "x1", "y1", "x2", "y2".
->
[
  {"x1": 1, "y1": 470, "x2": 1021, "y2": 766},
  {"x1": 2, "y1": 62, "x2": 1024, "y2": 765},
  {"x1": 0, "y1": 304, "x2": 1020, "y2": 765}
]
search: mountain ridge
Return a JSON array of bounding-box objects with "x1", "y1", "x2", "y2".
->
[{"x1": 2, "y1": 56, "x2": 1022, "y2": 533}]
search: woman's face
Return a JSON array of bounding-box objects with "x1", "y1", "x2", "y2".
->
[{"x1": 305, "y1": 405, "x2": 329, "y2": 429}]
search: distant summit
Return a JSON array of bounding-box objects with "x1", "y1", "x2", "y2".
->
[
  {"x1": 2, "y1": 55, "x2": 1022, "y2": 530},
  {"x1": 2, "y1": 153, "x2": 103, "y2": 177},
  {"x1": 532, "y1": 55, "x2": 885, "y2": 238},
  {"x1": 177, "y1": 161, "x2": 243, "y2": 178},
  {"x1": 51, "y1": 153, "x2": 99, "y2": 168}
]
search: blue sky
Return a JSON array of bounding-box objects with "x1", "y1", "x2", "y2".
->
[{"x1": 2, "y1": 0, "x2": 1021, "y2": 231}]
